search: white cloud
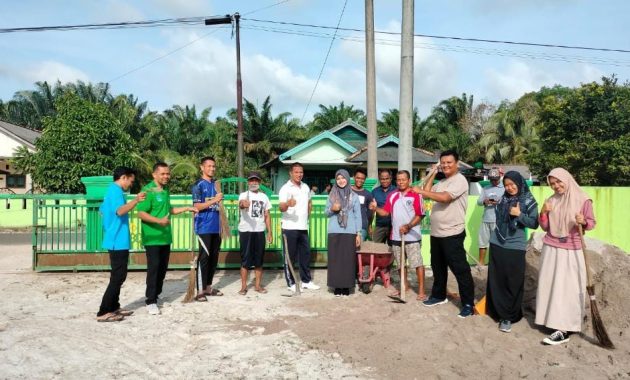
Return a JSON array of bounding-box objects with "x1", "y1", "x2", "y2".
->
[
  {"x1": 484, "y1": 60, "x2": 604, "y2": 101},
  {"x1": 0, "y1": 61, "x2": 89, "y2": 85},
  {"x1": 152, "y1": 30, "x2": 377, "y2": 120},
  {"x1": 338, "y1": 19, "x2": 458, "y2": 117}
]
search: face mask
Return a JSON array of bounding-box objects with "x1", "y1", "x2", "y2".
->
[{"x1": 248, "y1": 184, "x2": 259, "y2": 192}]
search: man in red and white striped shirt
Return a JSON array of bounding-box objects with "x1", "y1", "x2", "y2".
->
[{"x1": 375, "y1": 170, "x2": 426, "y2": 301}]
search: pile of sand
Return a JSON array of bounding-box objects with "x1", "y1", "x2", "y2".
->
[{"x1": 525, "y1": 232, "x2": 630, "y2": 333}]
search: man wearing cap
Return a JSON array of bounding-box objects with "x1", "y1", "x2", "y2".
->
[
  {"x1": 237, "y1": 171, "x2": 273, "y2": 295},
  {"x1": 476, "y1": 168, "x2": 504, "y2": 266}
]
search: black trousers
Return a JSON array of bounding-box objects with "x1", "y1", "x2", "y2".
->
[
  {"x1": 430, "y1": 232, "x2": 475, "y2": 306},
  {"x1": 97, "y1": 250, "x2": 129, "y2": 316},
  {"x1": 486, "y1": 243, "x2": 526, "y2": 323},
  {"x1": 282, "y1": 229, "x2": 312, "y2": 286},
  {"x1": 197, "y1": 233, "x2": 221, "y2": 292},
  {"x1": 145, "y1": 245, "x2": 170, "y2": 305}
]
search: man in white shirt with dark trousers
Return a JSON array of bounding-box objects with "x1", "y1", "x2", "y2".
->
[{"x1": 278, "y1": 162, "x2": 320, "y2": 292}]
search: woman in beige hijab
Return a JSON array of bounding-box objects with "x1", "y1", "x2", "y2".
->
[{"x1": 535, "y1": 168, "x2": 596, "y2": 345}]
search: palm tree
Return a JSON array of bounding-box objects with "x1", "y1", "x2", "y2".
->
[
  {"x1": 478, "y1": 96, "x2": 540, "y2": 164},
  {"x1": 309, "y1": 102, "x2": 366, "y2": 133},
  {"x1": 227, "y1": 96, "x2": 304, "y2": 166},
  {"x1": 377, "y1": 108, "x2": 421, "y2": 137}
]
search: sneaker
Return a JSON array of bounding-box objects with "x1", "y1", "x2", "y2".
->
[
  {"x1": 287, "y1": 284, "x2": 296, "y2": 292},
  {"x1": 543, "y1": 330, "x2": 570, "y2": 345},
  {"x1": 499, "y1": 320, "x2": 512, "y2": 333},
  {"x1": 458, "y1": 304, "x2": 474, "y2": 318},
  {"x1": 146, "y1": 303, "x2": 160, "y2": 315},
  {"x1": 422, "y1": 297, "x2": 448, "y2": 307},
  {"x1": 302, "y1": 282, "x2": 320, "y2": 290}
]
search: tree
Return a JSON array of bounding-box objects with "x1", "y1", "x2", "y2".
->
[
  {"x1": 14, "y1": 93, "x2": 136, "y2": 193},
  {"x1": 377, "y1": 108, "x2": 421, "y2": 137},
  {"x1": 416, "y1": 94, "x2": 474, "y2": 159},
  {"x1": 227, "y1": 96, "x2": 305, "y2": 167},
  {"x1": 527, "y1": 76, "x2": 630, "y2": 185},
  {"x1": 477, "y1": 95, "x2": 539, "y2": 164},
  {"x1": 308, "y1": 102, "x2": 366, "y2": 133}
]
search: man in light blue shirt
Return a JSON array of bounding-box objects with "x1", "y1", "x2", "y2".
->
[
  {"x1": 97, "y1": 167, "x2": 145, "y2": 322},
  {"x1": 476, "y1": 168, "x2": 504, "y2": 266}
]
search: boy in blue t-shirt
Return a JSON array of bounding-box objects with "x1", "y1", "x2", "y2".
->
[
  {"x1": 191, "y1": 156, "x2": 224, "y2": 300},
  {"x1": 96, "y1": 167, "x2": 145, "y2": 322}
]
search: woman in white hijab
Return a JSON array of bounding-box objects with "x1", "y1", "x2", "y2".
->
[{"x1": 535, "y1": 168, "x2": 596, "y2": 345}]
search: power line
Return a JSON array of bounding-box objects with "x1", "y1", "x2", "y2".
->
[
  {"x1": 107, "y1": 0, "x2": 292, "y2": 83},
  {"x1": 0, "y1": 17, "x2": 211, "y2": 33},
  {"x1": 108, "y1": 27, "x2": 230, "y2": 83},
  {"x1": 239, "y1": 24, "x2": 630, "y2": 67},
  {"x1": 300, "y1": 0, "x2": 348, "y2": 124},
  {"x1": 242, "y1": 18, "x2": 630, "y2": 55}
]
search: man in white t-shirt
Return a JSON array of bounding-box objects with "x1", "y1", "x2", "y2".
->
[
  {"x1": 414, "y1": 150, "x2": 475, "y2": 318},
  {"x1": 278, "y1": 163, "x2": 320, "y2": 291},
  {"x1": 238, "y1": 171, "x2": 273, "y2": 295}
]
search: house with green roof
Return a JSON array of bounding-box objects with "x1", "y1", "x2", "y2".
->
[{"x1": 262, "y1": 119, "x2": 447, "y2": 193}]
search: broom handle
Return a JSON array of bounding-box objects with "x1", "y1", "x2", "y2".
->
[{"x1": 577, "y1": 224, "x2": 594, "y2": 288}]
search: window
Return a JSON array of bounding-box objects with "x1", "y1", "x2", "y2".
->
[{"x1": 7, "y1": 174, "x2": 26, "y2": 188}]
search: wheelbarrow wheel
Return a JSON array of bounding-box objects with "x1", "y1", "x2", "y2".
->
[{"x1": 361, "y1": 282, "x2": 372, "y2": 294}]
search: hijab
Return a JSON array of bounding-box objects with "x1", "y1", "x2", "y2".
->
[
  {"x1": 546, "y1": 167, "x2": 590, "y2": 238},
  {"x1": 495, "y1": 171, "x2": 537, "y2": 243},
  {"x1": 329, "y1": 169, "x2": 353, "y2": 228}
]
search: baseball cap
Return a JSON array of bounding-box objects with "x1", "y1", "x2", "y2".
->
[{"x1": 247, "y1": 171, "x2": 262, "y2": 180}]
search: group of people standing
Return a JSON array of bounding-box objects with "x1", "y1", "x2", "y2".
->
[
  {"x1": 95, "y1": 153, "x2": 596, "y2": 347},
  {"x1": 477, "y1": 166, "x2": 595, "y2": 345}
]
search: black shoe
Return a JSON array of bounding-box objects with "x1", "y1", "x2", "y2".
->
[
  {"x1": 334, "y1": 288, "x2": 342, "y2": 297},
  {"x1": 542, "y1": 330, "x2": 570, "y2": 345},
  {"x1": 342, "y1": 288, "x2": 350, "y2": 296}
]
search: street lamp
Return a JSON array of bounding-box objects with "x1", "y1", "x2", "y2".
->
[{"x1": 205, "y1": 13, "x2": 244, "y2": 181}]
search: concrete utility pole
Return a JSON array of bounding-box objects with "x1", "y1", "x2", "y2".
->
[
  {"x1": 365, "y1": 0, "x2": 378, "y2": 179},
  {"x1": 234, "y1": 13, "x2": 244, "y2": 181},
  {"x1": 398, "y1": 0, "x2": 414, "y2": 174}
]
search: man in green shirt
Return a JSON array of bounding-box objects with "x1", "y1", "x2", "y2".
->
[{"x1": 137, "y1": 162, "x2": 197, "y2": 315}]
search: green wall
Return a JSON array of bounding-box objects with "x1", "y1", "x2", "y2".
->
[{"x1": 2, "y1": 188, "x2": 629, "y2": 255}]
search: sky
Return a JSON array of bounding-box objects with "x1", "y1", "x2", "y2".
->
[{"x1": 1, "y1": 0, "x2": 630, "y2": 122}]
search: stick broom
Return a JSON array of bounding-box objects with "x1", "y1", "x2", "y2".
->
[{"x1": 578, "y1": 224, "x2": 614, "y2": 349}]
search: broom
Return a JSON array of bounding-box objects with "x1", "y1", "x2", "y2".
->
[
  {"x1": 215, "y1": 180, "x2": 232, "y2": 240},
  {"x1": 182, "y1": 213, "x2": 198, "y2": 303},
  {"x1": 577, "y1": 224, "x2": 615, "y2": 349}
]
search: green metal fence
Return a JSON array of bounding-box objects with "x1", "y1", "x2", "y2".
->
[{"x1": 26, "y1": 193, "x2": 333, "y2": 271}]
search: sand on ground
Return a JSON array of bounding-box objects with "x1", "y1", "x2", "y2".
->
[{"x1": 1, "y1": 232, "x2": 629, "y2": 380}]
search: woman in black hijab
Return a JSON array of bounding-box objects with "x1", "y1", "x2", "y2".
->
[{"x1": 486, "y1": 171, "x2": 539, "y2": 333}]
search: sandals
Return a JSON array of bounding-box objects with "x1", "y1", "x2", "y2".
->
[
  {"x1": 195, "y1": 294, "x2": 208, "y2": 302},
  {"x1": 238, "y1": 289, "x2": 248, "y2": 296},
  {"x1": 255, "y1": 288, "x2": 268, "y2": 294},
  {"x1": 205, "y1": 288, "x2": 224, "y2": 297},
  {"x1": 97, "y1": 312, "x2": 124, "y2": 322},
  {"x1": 416, "y1": 293, "x2": 428, "y2": 302},
  {"x1": 115, "y1": 308, "x2": 134, "y2": 316}
]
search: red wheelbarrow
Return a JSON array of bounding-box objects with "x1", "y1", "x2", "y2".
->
[{"x1": 356, "y1": 241, "x2": 393, "y2": 294}]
